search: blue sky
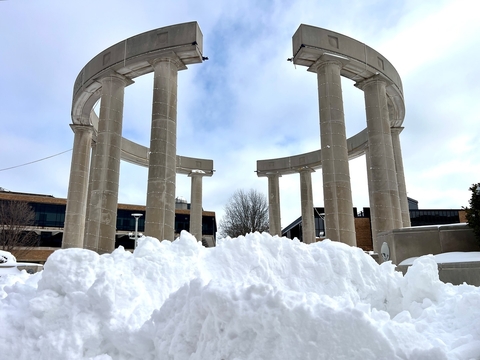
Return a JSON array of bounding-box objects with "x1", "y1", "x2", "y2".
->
[{"x1": 1, "y1": 0, "x2": 479, "y2": 229}]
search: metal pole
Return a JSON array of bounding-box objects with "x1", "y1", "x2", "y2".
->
[{"x1": 131, "y1": 213, "x2": 143, "y2": 249}]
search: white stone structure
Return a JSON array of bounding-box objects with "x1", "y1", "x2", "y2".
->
[
  {"x1": 257, "y1": 25, "x2": 408, "y2": 251},
  {"x1": 63, "y1": 22, "x2": 213, "y2": 253}
]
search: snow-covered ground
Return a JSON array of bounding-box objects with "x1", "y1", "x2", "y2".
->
[
  {"x1": 400, "y1": 252, "x2": 480, "y2": 266},
  {"x1": 1, "y1": 232, "x2": 479, "y2": 360},
  {"x1": 0, "y1": 249, "x2": 44, "y2": 275}
]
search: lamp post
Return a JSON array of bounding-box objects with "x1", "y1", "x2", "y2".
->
[
  {"x1": 319, "y1": 213, "x2": 325, "y2": 237},
  {"x1": 131, "y1": 213, "x2": 143, "y2": 249}
]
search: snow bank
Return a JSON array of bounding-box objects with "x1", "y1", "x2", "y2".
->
[
  {"x1": 1, "y1": 232, "x2": 479, "y2": 359},
  {"x1": 400, "y1": 252, "x2": 480, "y2": 266}
]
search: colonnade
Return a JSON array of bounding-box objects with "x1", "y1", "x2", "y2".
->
[
  {"x1": 63, "y1": 22, "x2": 409, "y2": 254},
  {"x1": 263, "y1": 90, "x2": 409, "y2": 248},
  {"x1": 63, "y1": 22, "x2": 211, "y2": 254},
  {"x1": 258, "y1": 25, "x2": 409, "y2": 252}
]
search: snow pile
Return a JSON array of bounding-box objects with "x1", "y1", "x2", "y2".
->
[
  {"x1": 400, "y1": 252, "x2": 480, "y2": 266},
  {"x1": 0, "y1": 249, "x2": 17, "y2": 264},
  {"x1": 1, "y1": 231, "x2": 480, "y2": 359}
]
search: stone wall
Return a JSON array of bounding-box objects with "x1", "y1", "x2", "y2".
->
[
  {"x1": 377, "y1": 223, "x2": 480, "y2": 265},
  {"x1": 12, "y1": 248, "x2": 56, "y2": 264}
]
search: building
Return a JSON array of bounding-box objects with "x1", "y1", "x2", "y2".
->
[
  {"x1": 282, "y1": 202, "x2": 465, "y2": 252},
  {"x1": 0, "y1": 189, "x2": 217, "y2": 263}
]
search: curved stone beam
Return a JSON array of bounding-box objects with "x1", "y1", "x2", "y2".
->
[
  {"x1": 73, "y1": 21, "x2": 206, "y2": 171},
  {"x1": 257, "y1": 23, "x2": 403, "y2": 176},
  {"x1": 120, "y1": 137, "x2": 150, "y2": 167},
  {"x1": 256, "y1": 128, "x2": 368, "y2": 176},
  {"x1": 72, "y1": 21, "x2": 204, "y2": 126},
  {"x1": 176, "y1": 155, "x2": 214, "y2": 176},
  {"x1": 120, "y1": 137, "x2": 213, "y2": 175},
  {"x1": 91, "y1": 110, "x2": 213, "y2": 175},
  {"x1": 292, "y1": 24, "x2": 405, "y2": 127}
]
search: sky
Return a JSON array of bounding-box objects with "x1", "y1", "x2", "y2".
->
[
  {"x1": 2, "y1": 232, "x2": 480, "y2": 359},
  {"x1": 1, "y1": 0, "x2": 479, "y2": 229}
]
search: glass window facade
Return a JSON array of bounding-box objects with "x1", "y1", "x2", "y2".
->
[
  {"x1": 31, "y1": 203, "x2": 66, "y2": 228},
  {"x1": 116, "y1": 210, "x2": 146, "y2": 232},
  {"x1": 409, "y1": 209, "x2": 460, "y2": 227},
  {"x1": 2, "y1": 199, "x2": 217, "y2": 249},
  {"x1": 282, "y1": 207, "x2": 461, "y2": 244},
  {"x1": 39, "y1": 231, "x2": 63, "y2": 247},
  {"x1": 176, "y1": 214, "x2": 190, "y2": 233}
]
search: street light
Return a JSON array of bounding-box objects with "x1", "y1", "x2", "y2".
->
[
  {"x1": 319, "y1": 213, "x2": 325, "y2": 238},
  {"x1": 131, "y1": 213, "x2": 143, "y2": 249}
]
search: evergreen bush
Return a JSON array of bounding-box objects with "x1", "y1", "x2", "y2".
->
[{"x1": 464, "y1": 183, "x2": 480, "y2": 246}]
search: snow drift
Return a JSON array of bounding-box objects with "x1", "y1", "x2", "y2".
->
[{"x1": 1, "y1": 231, "x2": 479, "y2": 359}]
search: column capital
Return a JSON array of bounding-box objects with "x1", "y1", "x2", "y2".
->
[
  {"x1": 297, "y1": 166, "x2": 315, "y2": 174},
  {"x1": 149, "y1": 51, "x2": 186, "y2": 70},
  {"x1": 355, "y1": 73, "x2": 392, "y2": 90},
  {"x1": 265, "y1": 172, "x2": 282, "y2": 179},
  {"x1": 69, "y1": 124, "x2": 94, "y2": 134},
  {"x1": 96, "y1": 70, "x2": 134, "y2": 87},
  {"x1": 309, "y1": 52, "x2": 349, "y2": 72},
  {"x1": 188, "y1": 170, "x2": 207, "y2": 178},
  {"x1": 390, "y1": 126, "x2": 404, "y2": 135}
]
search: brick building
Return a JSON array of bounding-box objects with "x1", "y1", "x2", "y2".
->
[
  {"x1": 282, "y1": 204, "x2": 465, "y2": 252},
  {"x1": 0, "y1": 189, "x2": 216, "y2": 263}
]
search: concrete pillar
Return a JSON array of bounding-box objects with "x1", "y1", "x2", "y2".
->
[
  {"x1": 63, "y1": 124, "x2": 93, "y2": 249},
  {"x1": 314, "y1": 55, "x2": 356, "y2": 246},
  {"x1": 84, "y1": 74, "x2": 130, "y2": 254},
  {"x1": 391, "y1": 127, "x2": 411, "y2": 227},
  {"x1": 364, "y1": 146, "x2": 378, "y2": 247},
  {"x1": 267, "y1": 173, "x2": 282, "y2": 236},
  {"x1": 84, "y1": 140, "x2": 97, "y2": 251},
  {"x1": 145, "y1": 57, "x2": 181, "y2": 241},
  {"x1": 357, "y1": 75, "x2": 402, "y2": 251},
  {"x1": 299, "y1": 168, "x2": 315, "y2": 244},
  {"x1": 189, "y1": 171, "x2": 205, "y2": 242}
]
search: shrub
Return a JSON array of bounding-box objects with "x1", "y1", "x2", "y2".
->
[{"x1": 464, "y1": 183, "x2": 480, "y2": 246}]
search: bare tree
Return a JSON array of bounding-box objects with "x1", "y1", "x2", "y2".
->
[
  {"x1": 219, "y1": 189, "x2": 269, "y2": 238},
  {"x1": 0, "y1": 200, "x2": 38, "y2": 258}
]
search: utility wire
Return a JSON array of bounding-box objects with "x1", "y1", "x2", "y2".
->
[{"x1": 0, "y1": 149, "x2": 72, "y2": 172}]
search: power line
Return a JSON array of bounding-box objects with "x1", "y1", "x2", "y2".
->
[{"x1": 0, "y1": 149, "x2": 72, "y2": 172}]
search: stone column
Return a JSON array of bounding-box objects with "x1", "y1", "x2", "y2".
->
[
  {"x1": 299, "y1": 167, "x2": 315, "y2": 244},
  {"x1": 364, "y1": 146, "x2": 378, "y2": 246},
  {"x1": 267, "y1": 173, "x2": 282, "y2": 236},
  {"x1": 84, "y1": 74, "x2": 130, "y2": 254},
  {"x1": 391, "y1": 127, "x2": 411, "y2": 227},
  {"x1": 145, "y1": 56, "x2": 181, "y2": 241},
  {"x1": 84, "y1": 140, "x2": 97, "y2": 251},
  {"x1": 62, "y1": 124, "x2": 93, "y2": 249},
  {"x1": 357, "y1": 75, "x2": 402, "y2": 251},
  {"x1": 315, "y1": 55, "x2": 356, "y2": 246},
  {"x1": 189, "y1": 171, "x2": 205, "y2": 242}
]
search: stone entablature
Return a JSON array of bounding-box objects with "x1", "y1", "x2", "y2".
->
[
  {"x1": 293, "y1": 24, "x2": 404, "y2": 126},
  {"x1": 72, "y1": 22, "x2": 203, "y2": 126}
]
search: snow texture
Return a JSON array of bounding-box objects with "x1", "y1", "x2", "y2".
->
[{"x1": 1, "y1": 231, "x2": 480, "y2": 360}]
